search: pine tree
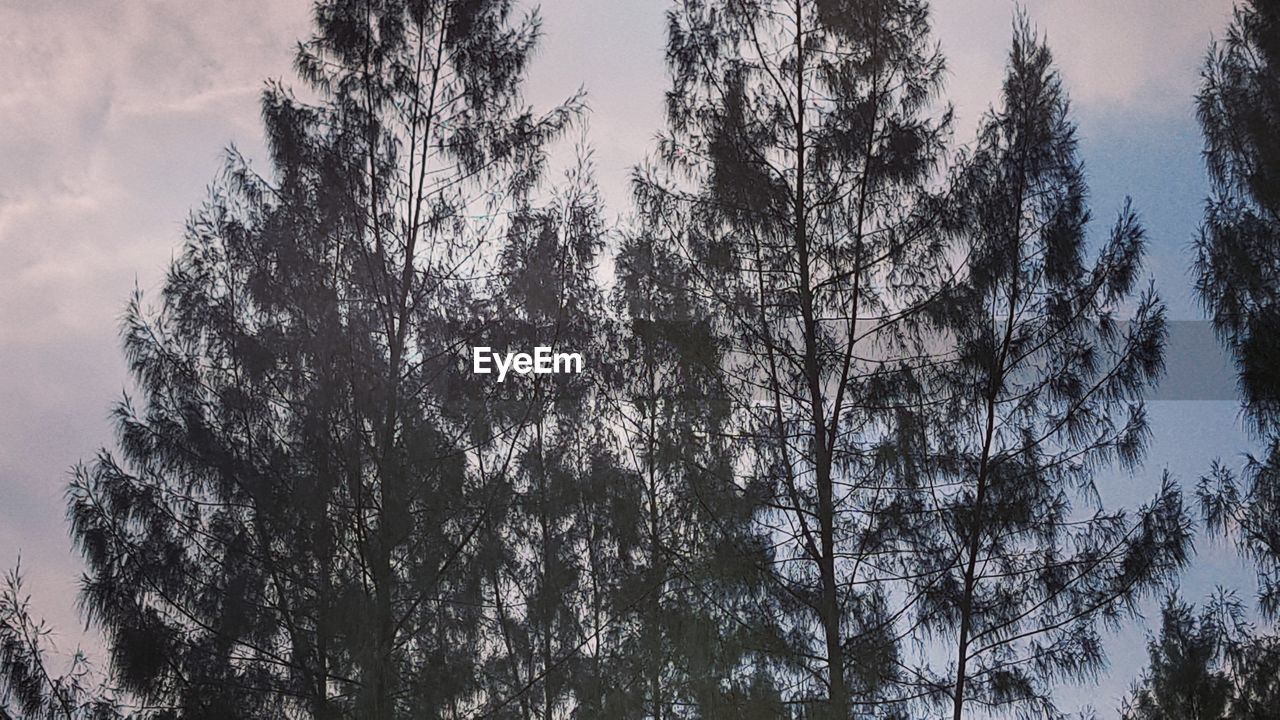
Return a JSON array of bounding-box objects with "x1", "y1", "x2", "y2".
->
[
  {"x1": 1121, "y1": 592, "x2": 1280, "y2": 720},
  {"x1": 916, "y1": 18, "x2": 1191, "y2": 719},
  {"x1": 1, "y1": 562, "x2": 123, "y2": 720},
  {"x1": 1195, "y1": 0, "x2": 1280, "y2": 624},
  {"x1": 1121, "y1": 595, "x2": 1235, "y2": 720},
  {"x1": 636, "y1": 0, "x2": 951, "y2": 715},
  {"x1": 1170, "y1": 3, "x2": 1280, "y2": 717},
  {"x1": 474, "y1": 154, "x2": 627, "y2": 719},
  {"x1": 67, "y1": 0, "x2": 578, "y2": 716},
  {"x1": 610, "y1": 186, "x2": 784, "y2": 719}
]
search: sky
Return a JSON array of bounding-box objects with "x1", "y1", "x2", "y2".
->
[{"x1": 0, "y1": 0, "x2": 1255, "y2": 715}]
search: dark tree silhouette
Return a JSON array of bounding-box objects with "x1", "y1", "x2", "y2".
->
[
  {"x1": 612, "y1": 186, "x2": 784, "y2": 719},
  {"x1": 474, "y1": 155, "x2": 628, "y2": 719},
  {"x1": 1122, "y1": 593, "x2": 1280, "y2": 720},
  {"x1": 636, "y1": 0, "x2": 952, "y2": 715},
  {"x1": 66, "y1": 0, "x2": 577, "y2": 717},
  {"x1": 1122, "y1": 595, "x2": 1235, "y2": 720},
  {"x1": 1123, "y1": 3, "x2": 1280, "y2": 718},
  {"x1": 915, "y1": 18, "x2": 1190, "y2": 719},
  {"x1": 1195, "y1": 0, "x2": 1280, "y2": 623},
  {"x1": 1, "y1": 563, "x2": 122, "y2": 720}
]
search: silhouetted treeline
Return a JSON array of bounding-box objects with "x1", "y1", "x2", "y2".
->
[{"x1": 2, "y1": 1, "x2": 1278, "y2": 719}]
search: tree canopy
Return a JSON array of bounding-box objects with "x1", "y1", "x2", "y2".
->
[{"x1": 7, "y1": 1, "x2": 1267, "y2": 719}]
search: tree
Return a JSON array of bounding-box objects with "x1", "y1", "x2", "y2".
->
[
  {"x1": 1121, "y1": 592, "x2": 1280, "y2": 720},
  {"x1": 915, "y1": 18, "x2": 1190, "y2": 719},
  {"x1": 1121, "y1": 595, "x2": 1235, "y2": 720},
  {"x1": 474, "y1": 154, "x2": 629, "y2": 719},
  {"x1": 1168, "y1": 4, "x2": 1280, "y2": 717},
  {"x1": 1, "y1": 562, "x2": 123, "y2": 720},
  {"x1": 637, "y1": 0, "x2": 951, "y2": 715},
  {"x1": 611, "y1": 185, "x2": 784, "y2": 719},
  {"x1": 1195, "y1": 0, "x2": 1280, "y2": 623},
  {"x1": 67, "y1": 0, "x2": 578, "y2": 716}
]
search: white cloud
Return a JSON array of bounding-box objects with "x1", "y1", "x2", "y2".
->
[
  {"x1": 935, "y1": 0, "x2": 1237, "y2": 137},
  {"x1": 0, "y1": 0, "x2": 312, "y2": 664}
]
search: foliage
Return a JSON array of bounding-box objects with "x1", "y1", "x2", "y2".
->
[
  {"x1": 66, "y1": 0, "x2": 579, "y2": 717},
  {"x1": 1122, "y1": 593, "x2": 1280, "y2": 720},
  {"x1": 1195, "y1": 0, "x2": 1280, "y2": 623},
  {"x1": 636, "y1": 0, "x2": 953, "y2": 714},
  {"x1": 1, "y1": 562, "x2": 123, "y2": 720},
  {"x1": 913, "y1": 18, "x2": 1190, "y2": 719},
  {"x1": 34, "y1": 1, "x2": 1238, "y2": 719}
]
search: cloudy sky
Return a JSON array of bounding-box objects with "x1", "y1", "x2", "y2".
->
[{"x1": 0, "y1": 0, "x2": 1253, "y2": 714}]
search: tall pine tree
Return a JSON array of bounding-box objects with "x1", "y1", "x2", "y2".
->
[
  {"x1": 67, "y1": 0, "x2": 577, "y2": 716},
  {"x1": 916, "y1": 19, "x2": 1190, "y2": 719},
  {"x1": 637, "y1": 0, "x2": 951, "y2": 714},
  {"x1": 611, "y1": 186, "x2": 784, "y2": 718},
  {"x1": 1195, "y1": 0, "x2": 1280, "y2": 624},
  {"x1": 474, "y1": 155, "x2": 627, "y2": 719}
]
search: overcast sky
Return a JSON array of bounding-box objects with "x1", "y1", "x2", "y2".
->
[{"x1": 0, "y1": 1, "x2": 1253, "y2": 715}]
